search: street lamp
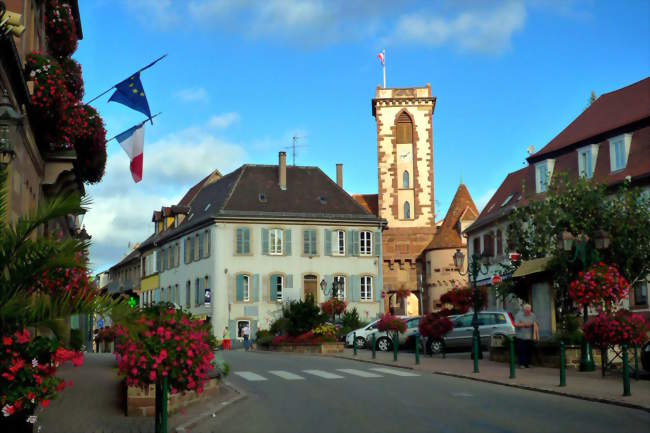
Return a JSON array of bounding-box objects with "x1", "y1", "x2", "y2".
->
[
  {"x1": 0, "y1": 88, "x2": 20, "y2": 166},
  {"x1": 559, "y1": 228, "x2": 611, "y2": 372},
  {"x1": 453, "y1": 248, "x2": 490, "y2": 373},
  {"x1": 321, "y1": 278, "x2": 343, "y2": 323}
]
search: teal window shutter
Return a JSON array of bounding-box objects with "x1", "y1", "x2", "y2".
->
[
  {"x1": 262, "y1": 228, "x2": 269, "y2": 255},
  {"x1": 324, "y1": 229, "x2": 331, "y2": 256},
  {"x1": 346, "y1": 230, "x2": 354, "y2": 256},
  {"x1": 205, "y1": 230, "x2": 210, "y2": 257},
  {"x1": 244, "y1": 228, "x2": 250, "y2": 253},
  {"x1": 198, "y1": 232, "x2": 204, "y2": 259},
  {"x1": 228, "y1": 320, "x2": 236, "y2": 339},
  {"x1": 251, "y1": 320, "x2": 258, "y2": 340},
  {"x1": 270, "y1": 275, "x2": 278, "y2": 301},
  {"x1": 252, "y1": 274, "x2": 260, "y2": 302},
  {"x1": 350, "y1": 275, "x2": 361, "y2": 302},
  {"x1": 352, "y1": 230, "x2": 360, "y2": 256},
  {"x1": 189, "y1": 236, "x2": 195, "y2": 262},
  {"x1": 324, "y1": 275, "x2": 332, "y2": 294},
  {"x1": 374, "y1": 230, "x2": 381, "y2": 257},
  {"x1": 236, "y1": 229, "x2": 243, "y2": 254},
  {"x1": 236, "y1": 275, "x2": 244, "y2": 302},
  {"x1": 286, "y1": 274, "x2": 293, "y2": 289},
  {"x1": 303, "y1": 230, "x2": 309, "y2": 255},
  {"x1": 375, "y1": 274, "x2": 382, "y2": 301},
  {"x1": 284, "y1": 229, "x2": 292, "y2": 255}
]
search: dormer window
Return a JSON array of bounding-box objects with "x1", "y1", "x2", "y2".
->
[
  {"x1": 609, "y1": 134, "x2": 631, "y2": 172},
  {"x1": 535, "y1": 159, "x2": 555, "y2": 193},
  {"x1": 319, "y1": 196, "x2": 327, "y2": 204},
  {"x1": 258, "y1": 193, "x2": 267, "y2": 203},
  {"x1": 577, "y1": 144, "x2": 598, "y2": 179},
  {"x1": 501, "y1": 194, "x2": 513, "y2": 207}
]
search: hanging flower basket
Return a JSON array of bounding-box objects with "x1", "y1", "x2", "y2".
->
[
  {"x1": 569, "y1": 262, "x2": 629, "y2": 311},
  {"x1": 376, "y1": 314, "x2": 406, "y2": 334},
  {"x1": 440, "y1": 286, "x2": 488, "y2": 314},
  {"x1": 45, "y1": 0, "x2": 78, "y2": 58},
  {"x1": 71, "y1": 105, "x2": 107, "y2": 184},
  {"x1": 320, "y1": 299, "x2": 346, "y2": 317},
  {"x1": 59, "y1": 57, "x2": 84, "y2": 101},
  {"x1": 583, "y1": 310, "x2": 648, "y2": 347},
  {"x1": 418, "y1": 312, "x2": 453, "y2": 340},
  {"x1": 31, "y1": 264, "x2": 98, "y2": 304}
]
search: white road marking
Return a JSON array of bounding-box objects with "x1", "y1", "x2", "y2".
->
[
  {"x1": 302, "y1": 369, "x2": 344, "y2": 379},
  {"x1": 268, "y1": 370, "x2": 305, "y2": 380},
  {"x1": 336, "y1": 369, "x2": 383, "y2": 378},
  {"x1": 451, "y1": 392, "x2": 474, "y2": 398},
  {"x1": 369, "y1": 368, "x2": 419, "y2": 377},
  {"x1": 234, "y1": 371, "x2": 268, "y2": 381}
]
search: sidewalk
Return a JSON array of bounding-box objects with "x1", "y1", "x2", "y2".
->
[
  {"x1": 37, "y1": 353, "x2": 240, "y2": 433},
  {"x1": 330, "y1": 348, "x2": 650, "y2": 412}
]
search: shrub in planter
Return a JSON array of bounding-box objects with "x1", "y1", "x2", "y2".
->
[
  {"x1": 376, "y1": 314, "x2": 406, "y2": 334},
  {"x1": 114, "y1": 305, "x2": 217, "y2": 395},
  {"x1": 255, "y1": 330, "x2": 274, "y2": 348},
  {"x1": 281, "y1": 295, "x2": 326, "y2": 336},
  {"x1": 418, "y1": 312, "x2": 453, "y2": 340},
  {"x1": 583, "y1": 310, "x2": 648, "y2": 347},
  {"x1": 45, "y1": 0, "x2": 78, "y2": 58},
  {"x1": 312, "y1": 324, "x2": 337, "y2": 339},
  {"x1": 569, "y1": 262, "x2": 629, "y2": 311}
]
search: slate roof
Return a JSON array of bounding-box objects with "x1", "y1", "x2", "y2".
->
[
  {"x1": 425, "y1": 184, "x2": 478, "y2": 250},
  {"x1": 468, "y1": 76, "x2": 650, "y2": 234},
  {"x1": 142, "y1": 164, "x2": 383, "y2": 246},
  {"x1": 177, "y1": 169, "x2": 222, "y2": 207},
  {"x1": 108, "y1": 247, "x2": 140, "y2": 272}
]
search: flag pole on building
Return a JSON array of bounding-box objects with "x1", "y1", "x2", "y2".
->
[{"x1": 377, "y1": 49, "x2": 386, "y2": 88}]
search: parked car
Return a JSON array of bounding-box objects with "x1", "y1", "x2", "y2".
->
[
  {"x1": 364, "y1": 316, "x2": 420, "y2": 352},
  {"x1": 427, "y1": 311, "x2": 515, "y2": 354},
  {"x1": 344, "y1": 320, "x2": 380, "y2": 348}
]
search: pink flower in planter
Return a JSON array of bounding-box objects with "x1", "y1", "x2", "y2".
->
[{"x1": 149, "y1": 371, "x2": 157, "y2": 381}]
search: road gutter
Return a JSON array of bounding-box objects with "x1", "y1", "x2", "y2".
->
[{"x1": 174, "y1": 381, "x2": 248, "y2": 433}]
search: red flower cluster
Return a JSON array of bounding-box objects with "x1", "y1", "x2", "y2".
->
[
  {"x1": 418, "y1": 312, "x2": 453, "y2": 339},
  {"x1": 395, "y1": 288, "x2": 411, "y2": 299},
  {"x1": 320, "y1": 298, "x2": 346, "y2": 316},
  {"x1": 440, "y1": 287, "x2": 488, "y2": 314},
  {"x1": 1, "y1": 330, "x2": 82, "y2": 419},
  {"x1": 59, "y1": 57, "x2": 84, "y2": 101},
  {"x1": 114, "y1": 307, "x2": 217, "y2": 395},
  {"x1": 71, "y1": 105, "x2": 107, "y2": 184},
  {"x1": 94, "y1": 326, "x2": 116, "y2": 343},
  {"x1": 583, "y1": 310, "x2": 648, "y2": 347},
  {"x1": 45, "y1": 0, "x2": 78, "y2": 58},
  {"x1": 31, "y1": 265, "x2": 97, "y2": 304},
  {"x1": 271, "y1": 330, "x2": 336, "y2": 346},
  {"x1": 376, "y1": 314, "x2": 407, "y2": 334},
  {"x1": 569, "y1": 262, "x2": 629, "y2": 310}
]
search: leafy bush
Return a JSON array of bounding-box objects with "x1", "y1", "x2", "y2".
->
[
  {"x1": 269, "y1": 317, "x2": 290, "y2": 335},
  {"x1": 69, "y1": 329, "x2": 83, "y2": 351},
  {"x1": 255, "y1": 330, "x2": 274, "y2": 348},
  {"x1": 282, "y1": 294, "x2": 326, "y2": 337},
  {"x1": 553, "y1": 314, "x2": 583, "y2": 345},
  {"x1": 271, "y1": 330, "x2": 336, "y2": 346},
  {"x1": 341, "y1": 308, "x2": 362, "y2": 329},
  {"x1": 312, "y1": 324, "x2": 337, "y2": 338}
]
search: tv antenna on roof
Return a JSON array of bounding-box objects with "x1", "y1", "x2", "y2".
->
[
  {"x1": 527, "y1": 145, "x2": 535, "y2": 156},
  {"x1": 284, "y1": 135, "x2": 307, "y2": 166}
]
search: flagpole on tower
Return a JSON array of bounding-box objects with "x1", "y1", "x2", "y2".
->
[
  {"x1": 377, "y1": 49, "x2": 386, "y2": 88},
  {"x1": 383, "y1": 53, "x2": 386, "y2": 88}
]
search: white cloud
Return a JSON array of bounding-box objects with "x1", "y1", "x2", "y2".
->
[
  {"x1": 85, "y1": 125, "x2": 247, "y2": 272},
  {"x1": 208, "y1": 112, "x2": 240, "y2": 129},
  {"x1": 390, "y1": 2, "x2": 527, "y2": 54},
  {"x1": 173, "y1": 87, "x2": 209, "y2": 103},
  {"x1": 121, "y1": 0, "x2": 179, "y2": 28}
]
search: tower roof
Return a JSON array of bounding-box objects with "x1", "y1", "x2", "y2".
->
[{"x1": 426, "y1": 184, "x2": 478, "y2": 250}]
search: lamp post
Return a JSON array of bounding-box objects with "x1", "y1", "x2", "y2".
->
[
  {"x1": 320, "y1": 278, "x2": 343, "y2": 323},
  {"x1": 0, "y1": 88, "x2": 20, "y2": 167},
  {"x1": 453, "y1": 248, "x2": 490, "y2": 373},
  {"x1": 559, "y1": 229, "x2": 611, "y2": 372}
]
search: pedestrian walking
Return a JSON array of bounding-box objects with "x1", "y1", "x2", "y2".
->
[
  {"x1": 242, "y1": 324, "x2": 250, "y2": 351},
  {"x1": 222, "y1": 327, "x2": 230, "y2": 351},
  {"x1": 514, "y1": 303, "x2": 537, "y2": 368}
]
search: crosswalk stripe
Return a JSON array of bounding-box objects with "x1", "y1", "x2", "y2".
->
[
  {"x1": 234, "y1": 371, "x2": 268, "y2": 381},
  {"x1": 302, "y1": 369, "x2": 344, "y2": 379},
  {"x1": 369, "y1": 368, "x2": 419, "y2": 377},
  {"x1": 336, "y1": 369, "x2": 383, "y2": 378},
  {"x1": 268, "y1": 370, "x2": 305, "y2": 380}
]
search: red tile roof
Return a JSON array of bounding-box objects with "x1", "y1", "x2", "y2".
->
[
  {"x1": 352, "y1": 194, "x2": 379, "y2": 216},
  {"x1": 530, "y1": 77, "x2": 650, "y2": 161},
  {"x1": 426, "y1": 184, "x2": 478, "y2": 250}
]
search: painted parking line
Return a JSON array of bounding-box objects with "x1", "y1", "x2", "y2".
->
[
  {"x1": 234, "y1": 371, "x2": 268, "y2": 381},
  {"x1": 336, "y1": 369, "x2": 383, "y2": 378},
  {"x1": 302, "y1": 370, "x2": 344, "y2": 379},
  {"x1": 268, "y1": 370, "x2": 305, "y2": 380},
  {"x1": 369, "y1": 368, "x2": 420, "y2": 377}
]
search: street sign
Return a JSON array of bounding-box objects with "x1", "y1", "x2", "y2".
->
[
  {"x1": 97, "y1": 319, "x2": 104, "y2": 329},
  {"x1": 491, "y1": 274, "x2": 502, "y2": 285}
]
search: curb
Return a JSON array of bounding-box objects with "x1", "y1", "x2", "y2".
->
[
  {"x1": 333, "y1": 355, "x2": 650, "y2": 414},
  {"x1": 174, "y1": 381, "x2": 248, "y2": 433}
]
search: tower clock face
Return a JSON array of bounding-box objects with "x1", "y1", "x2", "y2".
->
[{"x1": 398, "y1": 150, "x2": 412, "y2": 162}]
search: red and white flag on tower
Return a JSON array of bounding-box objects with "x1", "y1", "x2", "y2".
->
[
  {"x1": 377, "y1": 49, "x2": 386, "y2": 88},
  {"x1": 116, "y1": 122, "x2": 145, "y2": 183}
]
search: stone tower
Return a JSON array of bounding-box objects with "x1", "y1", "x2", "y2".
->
[{"x1": 372, "y1": 85, "x2": 437, "y2": 313}]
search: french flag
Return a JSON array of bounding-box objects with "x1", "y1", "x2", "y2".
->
[{"x1": 116, "y1": 123, "x2": 145, "y2": 183}]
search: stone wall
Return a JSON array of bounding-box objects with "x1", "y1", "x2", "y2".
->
[{"x1": 126, "y1": 377, "x2": 220, "y2": 417}]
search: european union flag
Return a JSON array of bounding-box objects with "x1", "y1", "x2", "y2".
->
[{"x1": 108, "y1": 72, "x2": 152, "y2": 120}]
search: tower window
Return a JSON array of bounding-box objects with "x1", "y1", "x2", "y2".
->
[
  {"x1": 402, "y1": 171, "x2": 409, "y2": 189},
  {"x1": 396, "y1": 112, "x2": 413, "y2": 143},
  {"x1": 404, "y1": 201, "x2": 411, "y2": 219}
]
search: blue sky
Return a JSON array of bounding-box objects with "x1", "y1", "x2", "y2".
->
[{"x1": 76, "y1": 0, "x2": 650, "y2": 272}]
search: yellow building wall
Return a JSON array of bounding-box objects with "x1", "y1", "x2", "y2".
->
[{"x1": 140, "y1": 274, "x2": 159, "y2": 293}]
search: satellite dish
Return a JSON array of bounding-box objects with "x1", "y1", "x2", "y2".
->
[{"x1": 527, "y1": 145, "x2": 535, "y2": 155}]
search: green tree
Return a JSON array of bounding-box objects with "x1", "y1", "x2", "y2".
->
[{"x1": 506, "y1": 173, "x2": 650, "y2": 319}]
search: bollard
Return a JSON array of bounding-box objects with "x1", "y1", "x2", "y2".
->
[
  {"x1": 372, "y1": 333, "x2": 376, "y2": 359},
  {"x1": 353, "y1": 332, "x2": 357, "y2": 356},
  {"x1": 472, "y1": 333, "x2": 480, "y2": 373},
  {"x1": 634, "y1": 346, "x2": 639, "y2": 381},
  {"x1": 509, "y1": 337, "x2": 515, "y2": 379},
  {"x1": 560, "y1": 341, "x2": 566, "y2": 386},
  {"x1": 622, "y1": 344, "x2": 631, "y2": 396},
  {"x1": 154, "y1": 376, "x2": 168, "y2": 433},
  {"x1": 442, "y1": 339, "x2": 446, "y2": 359},
  {"x1": 415, "y1": 333, "x2": 420, "y2": 365},
  {"x1": 393, "y1": 332, "x2": 398, "y2": 362}
]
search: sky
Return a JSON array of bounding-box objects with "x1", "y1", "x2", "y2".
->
[{"x1": 74, "y1": 0, "x2": 650, "y2": 273}]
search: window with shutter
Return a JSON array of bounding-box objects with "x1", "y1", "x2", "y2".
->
[
  {"x1": 204, "y1": 230, "x2": 210, "y2": 257},
  {"x1": 194, "y1": 234, "x2": 200, "y2": 260},
  {"x1": 185, "y1": 281, "x2": 191, "y2": 307},
  {"x1": 198, "y1": 232, "x2": 204, "y2": 259},
  {"x1": 360, "y1": 231, "x2": 372, "y2": 256},
  {"x1": 284, "y1": 229, "x2": 292, "y2": 255},
  {"x1": 333, "y1": 230, "x2": 345, "y2": 256},
  {"x1": 169, "y1": 245, "x2": 174, "y2": 269},
  {"x1": 303, "y1": 230, "x2": 317, "y2": 255},
  {"x1": 195, "y1": 278, "x2": 200, "y2": 306},
  {"x1": 236, "y1": 228, "x2": 251, "y2": 255},
  {"x1": 324, "y1": 229, "x2": 331, "y2": 255},
  {"x1": 261, "y1": 228, "x2": 269, "y2": 255},
  {"x1": 242, "y1": 275, "x2": 250, "y2": 302},
  {"x1": 333, "y1": 275, "x2": 346, "y2": 301},
  {"x1": 269, "y1": 229, "x2": 283, "y2": 255}
]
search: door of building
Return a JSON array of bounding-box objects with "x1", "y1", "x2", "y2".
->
[{"x1": 304, "y1": 275, "x2": 318, "y2": 302}]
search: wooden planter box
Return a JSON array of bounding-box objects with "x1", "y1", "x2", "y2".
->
[
  {"x1": 489, "y1": 342, "x2": 610, "y2": 369},
  {"x1": 124, "y1": 376, "x2": 220, "y2": 417},
  {"x1": 259, "y1": 342, "x2": 345, "y2": 354}
]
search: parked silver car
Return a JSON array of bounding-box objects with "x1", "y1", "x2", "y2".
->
[
  {"x1": 427, "y1": 311, "x2": 515, "y2": 354},
  {"x1": 365, "y1": 316, "x2": 420, "y2": 352}
]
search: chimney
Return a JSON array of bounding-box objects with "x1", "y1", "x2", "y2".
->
[
  {"x1": 279, "y1": 152, "x2": 287, "y2": 190},
  {"x1": 336, "y1": 164, "x2": 343, "y2": 188}
]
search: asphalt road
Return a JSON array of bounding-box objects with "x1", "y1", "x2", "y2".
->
[{"x1": 194, "y1": 350, "x2": 650, "y2": 433}]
